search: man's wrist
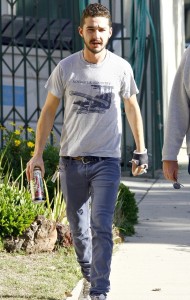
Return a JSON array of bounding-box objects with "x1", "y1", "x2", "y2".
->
[
  {"x1": 131, "y1": 148, "x2": 148, "y2": 167},
  {"x1": 134, "y1": 148, "x2": 147, "y2": 155},
  {"x1": 33, "y1": 152, "x2": 43, "y2": 158},
  {"x1": 162, "y1": 160, "x2": 178, "y2": 162}
]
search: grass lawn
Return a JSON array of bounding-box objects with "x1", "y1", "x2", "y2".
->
[{"x1": 0, "y1": 247, "x2": 81, "y2": 300}]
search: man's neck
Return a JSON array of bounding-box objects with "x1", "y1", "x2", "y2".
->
[{"x1": 82, "y1": 48, "x2": 107, "y2": 64}]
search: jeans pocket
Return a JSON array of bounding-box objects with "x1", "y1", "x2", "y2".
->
[
  {"x1": 104, "y1": 158, "x2": 121, "y2": 174},
  {"x1": 59, "y1": 157, "x2": 69, "y2": 172}
]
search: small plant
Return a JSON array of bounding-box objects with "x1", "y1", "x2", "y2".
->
[
  {"x1": 45, "y1": 170, "x2": 68, "y2": 225},
  {"x1": 0, "y1": 237, "x2": 4, "y2": 251},
  {"x1": 114, "y1": 183, "x2": 139, "y2": 236},
  {"x1": 0, "y1": 122, "x2": 59, "y2": 200},
  {"x1": 0, "y1": 182, "x2": 46, "y2": 238},
  {"x1": 0, "y1": 123, "x2": 36, "y2": 180},
  {"x1": 0, "y1": 151, "x2": 47, "y2": 238},
  {"x1": 43, "y1": 143, "x2": 60, "y2": 200}
]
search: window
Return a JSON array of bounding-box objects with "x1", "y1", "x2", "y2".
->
[{"x1": 16, "y1": 0, "x2": 72, "y2": 19}]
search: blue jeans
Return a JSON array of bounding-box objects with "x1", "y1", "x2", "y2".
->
[{"x1": 59, "y1": 157, "x2": 121, "y2": 296}]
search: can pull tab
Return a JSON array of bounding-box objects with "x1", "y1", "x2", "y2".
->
[{"x1": 51, "y1": 167, "x2": 59, "y2": 183}]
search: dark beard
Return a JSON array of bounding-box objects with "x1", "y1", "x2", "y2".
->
[{"x1": 83, "y1": 38, "x2": 109, "y2": 54}]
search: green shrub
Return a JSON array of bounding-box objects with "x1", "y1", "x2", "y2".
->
[
  {"x1": 0, "y1": 141, "x2": 67, "y2": 242},
  {"x1": 44, "y1": 174, "x2": 68, "y2": 225},
  {"x1": 0, "y1": 124, "x2": 36, "y2": 180},
  {"x1": 114, "y1": 183, "x2": 139, "y2": 236},
  {"x1": 0, "y1": 183, "x2": 46, "y2": 238},
  {"x1": 0, "y1": 237, "x2": 4, "y2": 251},
  {"x1": 43, "y1": 143, "x2": 59, "y2": 199},
  {"x1": 0, "y1": 123, "x2": 59, "y2": 200}
]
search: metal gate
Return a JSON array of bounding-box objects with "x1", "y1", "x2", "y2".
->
[{"x1": 0, "y1": 0, "x2": 163, "y2": 177}]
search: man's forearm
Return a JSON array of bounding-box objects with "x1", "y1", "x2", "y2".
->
[
  {"x1": 34, "y1": 110, "x2": 54, "y2": 156},
  {"x1": 124, "y1": 96, "x2": 145, "y2": 152},
  {"x1": 129, "y1": 112, "x2": 145, "y2": 152},
  {"x1": 33, "y1": 92, "x2": 60, "y2": 157}
]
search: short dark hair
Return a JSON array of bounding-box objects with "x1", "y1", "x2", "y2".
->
[{"x1": 80, "y1": 3, "x2": 112, "y2": 27}]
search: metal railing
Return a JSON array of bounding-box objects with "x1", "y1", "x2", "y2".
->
[{"x1": 0, "y1": 0, "x2": 163, "y2": 177}]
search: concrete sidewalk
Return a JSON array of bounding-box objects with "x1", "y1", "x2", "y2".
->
[
  {"x1": 67, "y1": 148, "x2": 190, "y2": 300},
  {"x1": 109, "y1": 165, "x2": 190, "y2": 299}
]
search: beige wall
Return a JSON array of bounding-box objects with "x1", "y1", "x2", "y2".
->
[{"x1": 160, "y1": 0, "x2": 185, "y2": 124}]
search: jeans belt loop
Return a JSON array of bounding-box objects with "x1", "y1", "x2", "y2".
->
[{"x1": 81, "y1": 157, "x2": 91, "y2": 164}]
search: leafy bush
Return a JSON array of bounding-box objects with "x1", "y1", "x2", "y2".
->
[
  {"x1": 44, "y1": 174, "x2": 68, "y2": 225},
  {"x1": 0, "y1": 147, "x2": 46, "y2": 238},
  {"x1": 43, "y1": 143, "x2": 60, "y2": 198},
  {"x1": 0, "y1": 183, "x2": 46, "y2": 238},
  {"x1": 0, "y1": 145, "x2": 68, "y2": 242},
  {"x1": 0, "y1": 123, "x2": 36, "y2": 179},
  {"x1": 114, "y1": 183, "x2": 139, "y2": 236},
  {"x1": 0, "y1": 123, "x2": 59, "y2": 200}
]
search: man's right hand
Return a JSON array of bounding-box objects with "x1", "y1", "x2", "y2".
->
[
  {"x1": 26, "y1": 155, "x2": 45, "y2": 182},
  {"x1": 162, "y1": 160, "x2": 178, "y2": 182}
]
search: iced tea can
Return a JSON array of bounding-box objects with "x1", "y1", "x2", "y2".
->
[{"x1": 30, "y1": 167, "x2": 45, "y2": 203}]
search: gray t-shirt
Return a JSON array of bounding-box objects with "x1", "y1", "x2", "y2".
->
[{"x1": 45, "y1": 50, "x2": 138, "y2": 158}]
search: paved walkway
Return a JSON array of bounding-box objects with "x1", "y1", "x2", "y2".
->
[{"x1": 67, "y1": 148, "x2": 190, "y2": 299}]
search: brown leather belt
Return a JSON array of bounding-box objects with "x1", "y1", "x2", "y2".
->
[{"x1": 63, "y1": 156, "x2": 107, "y2": 164}]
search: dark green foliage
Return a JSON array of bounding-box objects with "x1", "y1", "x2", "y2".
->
[
  {"x1": 0, "y1": 125, "x2": 59, "y2": 200},
  {"x1": 114, "y1": 183, "x2": 139, "y2": 236},
  {"x1": 0, "y1": 125, "x2": 36, "y2": 180},
  {"x1": 0, "y1": 183, "x2": 46, "y2": 238},
  {"x1": 42, "y1": 143, "x2": 59, "y2": 199}
]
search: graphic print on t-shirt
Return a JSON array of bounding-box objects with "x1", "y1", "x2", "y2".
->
[{"x1": 69, "y1": 84, "x2": 113, "y2": 114}]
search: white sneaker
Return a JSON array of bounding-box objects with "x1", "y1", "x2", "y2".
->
[
  {"x1": 78, "y1": 278, "x2": 91, "y2": 300},
  {"x1": 90, "y1": 295, "x2": 107, "y2": 300}
]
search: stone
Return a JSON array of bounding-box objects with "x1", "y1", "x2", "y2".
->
[
  {"x1": 56, "y1": 223, "x2": 73, "y2": 247},
  {"x1": 4, "y1": 215, "x2": 57, "y2": 253}
]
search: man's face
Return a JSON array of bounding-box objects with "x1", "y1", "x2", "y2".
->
[{"x1": 78, "y1": 16, "x2": 112, "y2": 54}]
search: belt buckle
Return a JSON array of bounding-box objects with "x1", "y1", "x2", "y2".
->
[{"x1": 81, "y1": 157, "x2": 90, "y2": 164}]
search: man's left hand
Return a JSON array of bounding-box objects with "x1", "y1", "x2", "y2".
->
[
  {"x1": 130, "y1": 149, "x2": 148, "y2": 176},
  {"x1": 132, "y1": 162, "x2": 147, "y2": 176}
]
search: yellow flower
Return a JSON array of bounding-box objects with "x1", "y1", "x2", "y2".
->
[
  {"x1": 27, "y1": 127, "x2": 34, "y2": 133},
  {"x1": 9, "y1": 121, "x2": 16, "y2": 126},
  {"x1": 14, "y1": 129, "x2": 21, "y2": 135},
  {"x1": 30, "y1": 151, "x2": 34, "y2": 157},
  {"x1": 27, "y1": 141, "x2": 35, "y2": 148},
  {"x1": 0, "y1": 125, "x2": 6, "y2": 130},
  {"x1": 14, "y1": 140, "x2": 21, "y2": 146}
]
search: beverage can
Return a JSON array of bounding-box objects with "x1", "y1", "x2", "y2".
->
[{"x1": 30, "y1": 167, "x2": 45, "y2": 203}]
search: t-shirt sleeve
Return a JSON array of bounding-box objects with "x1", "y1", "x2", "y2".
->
[
  {"x1": 162, "y1": 47, "x2": 190, "y2": 160},
  {"x1": 121, "y1": 63, "x2": 139, "y2": 99},
  {"x1": 45, "y1": 63, "x2": 64, "y2": 99}
]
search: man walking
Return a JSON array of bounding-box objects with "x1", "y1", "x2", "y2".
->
[
  {"x1": 26, "y1": 3, "x2": 148, "y2": 299},
  {"x1": 162, "y1": 46, "x2": 190, "y2": 183}
]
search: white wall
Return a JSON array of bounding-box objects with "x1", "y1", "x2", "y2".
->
[
  {"x1": 160, "y1": 0, "x2": 185, "y2": 125},
  {"x1": 1, "y1": 0, "x2": 14, "y2": 14},
  {"x1": 2, "y1": 0, "x2": 8, "y2": 14}
]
